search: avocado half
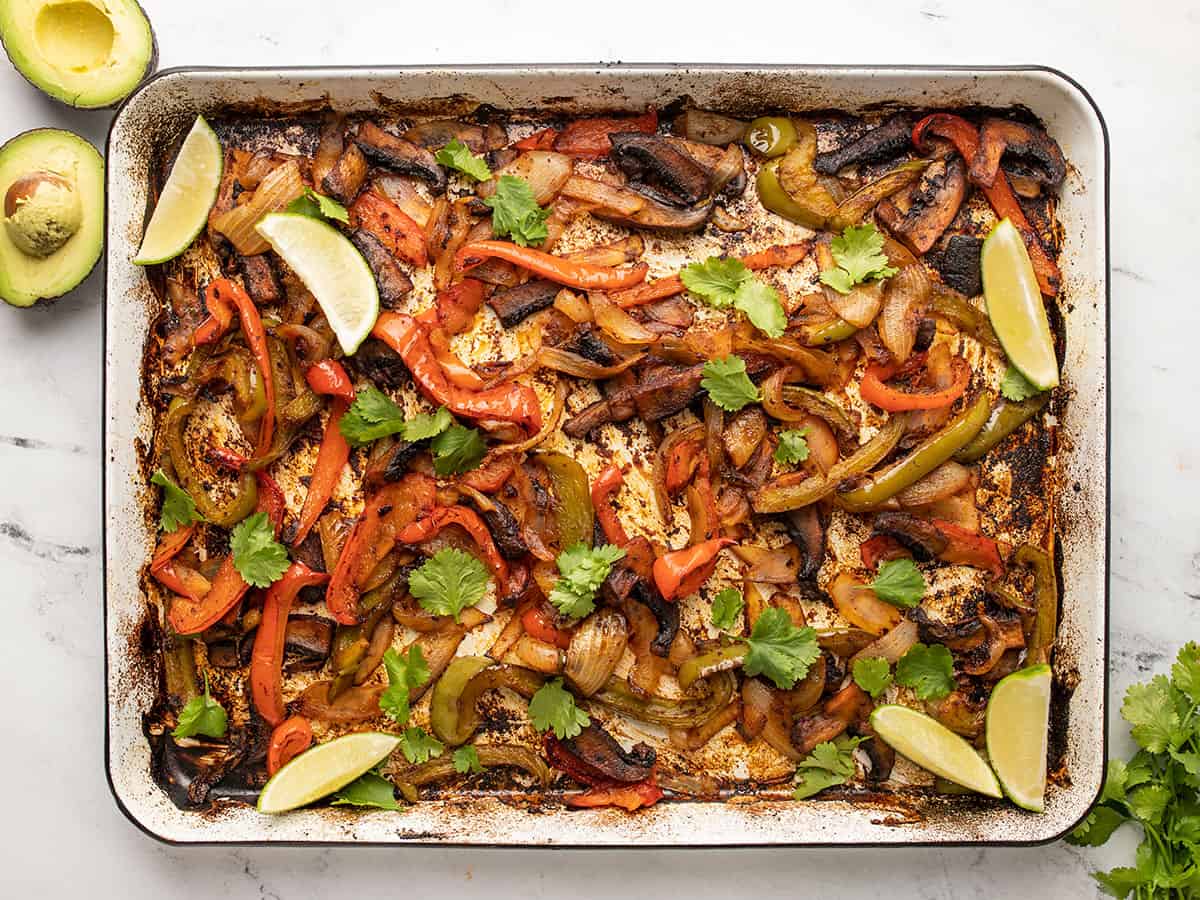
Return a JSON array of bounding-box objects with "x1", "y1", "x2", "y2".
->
[
  {"x1": 0, "y1": 0, "x2": 157, "y2": 109},
  {"x1": 0, "y1": 129, "x2": 104, "y2": 307}
]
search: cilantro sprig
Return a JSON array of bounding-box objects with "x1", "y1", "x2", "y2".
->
[
  {"x1": 1069, "y1": 642, "x2": 1200, "y2": 898},
  {"x1": 1000, "y1": 363, "x2": 1042, "y2": 402},
  {"x1": 332, "y1": 771, "x2": 404, "y2": 810},
  {"x1": 379, "y1": 645, "x2": 431, "y2": 726},
  {"x1": 528, "y1": 677, "x2": 590, "y2": 740},
  {"x1": 870, "y1": 558, "x2": 926, "y2": 609},
  {"x1": 399, "y1": 727, "x2": 444, "y2": 765},
  {"x1": 340, "y1": 390, "x2": 453, "y2": 447},
  {"x1": 681, "y1": 256, "x2": 787, "y2": 338},
  {"x1": 793, "y1": 736, "x2": 867, "y2": 800},
  {"x1": 172, "y1": 673, "x2": 227, "y2": 740},
  {"x1": 895, "y1": 643, "x2": 955, "y2": 701},
  {"x1": 744, "y1": 607, "x2": 821, "y2": 690},
  {"x1": 774, "y1": 428, "x2": 811, "y2": 466},
  {"x1": 819, "y1": 224, "x2": 898, "y2": 294},
  {"x1": 484, "y1": 175, "x2": 549, "y2": 247},
  {"x1": 230, "y1": 512, "x2": 289, "y2": 588},
  {"x1": 701, "y1": 354, "x2": 761, "y2": 412},
  {"x1": 453, "y1": 746, "x2": 484, "y2": 774},
  {"x1": 851, "y1": 657, "x2": 893, "y2": 699},
  {"x1": 287, "y1": 187, "x2": 350, "y2": 224},
  {"x1": 408, "y1": 548, "x2": 490, "y2": 622},
  {"x1": 435, "y1": 139, "x2": 492, "y2": 182},
  {"x1": 548, "y1": 543, "x2": 625, "y2": 620},
  {"x1": 710, "y1": 587, "x2": 744, "y2": 632},
  {"x1": 151, "y1": 469, "x2": 202, "y2": 532},
  {"x1": 430, "y1": 424, "x2": 486, "y2": 476}
]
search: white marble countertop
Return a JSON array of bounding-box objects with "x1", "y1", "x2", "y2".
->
[{"x1": 1, "y1": 0, "x2": 1193, "y2": 894}]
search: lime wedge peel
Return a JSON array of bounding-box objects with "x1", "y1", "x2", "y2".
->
[
  {"x1": 986, "y1": 664, "x2": 1052, "y2": 812},
  {"x1": 981, "y1": 218, "x2": 1059, "y2": 391},
  {"x1": 133, "y1": 115, "x2": 222, "y2": 266},
  {"x1": 256, "y1": 212, "x2": 380, "y2": 355},
  {"x1": 257, "y1": 731, "x2": 401, "y2": 815},
  {"x1": 870, "y1": 704, "x2": 1002, "y2": 798}
]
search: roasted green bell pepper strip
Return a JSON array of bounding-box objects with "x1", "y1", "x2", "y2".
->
[
  {"x1": 1016, "y1": 544, "x2": 1057, "y2": 666},
  {"x1": 798, "y1": 317, "x2": 858, "y2": 346},
  {"x1": 591, "y1": 671, "x2": 736, "y2": 728},
  {"x1": 757, "y1": 158, "x2": 830, "y2": 230},
  {"x1": 930, "y1": 287, "x2": 1002, "y2": 350},
  {"x1": 430, "y1": 658, "x2": 544, "y2": 746},
  {"x1": 827, "y1": 160, "x2": 930, "y2": 232},
  {"x1": 537, "y1": 451, "x2": 594, "y2": 548},
  {"x1": 162, "y1": 628, "x2": 199, "y2": 708},
  {"x1": 676, "y1": 643, "x2": 749, "y2": 692},
  {"x1": 743, "y1": 116, "x2": 797, "y2": 157},
  {"x1": 327, "y1": 566, "x2": 400, "y2": 700},
  {"x1": 163, "y1": 396, "x2": 258, "y2": 528},
  {"x1": 954, "y1": 392, "x2": 1050, "y2": 463},
  {"x1": 837, "y1": 394, "x2": 992, "y2": 512}
]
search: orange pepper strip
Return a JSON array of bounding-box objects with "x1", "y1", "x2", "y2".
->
[
  {"x1": 552, "y1": 109, "x2": 657, "y2": 159},
  {"x1": 305, "y1": 359, "x2": 355, "y2": 402},
  {"x1": 590, "y1": 464, "x2": 630, "y2": 547},
  {"x1": 427, "y1": 328, "x2": 487, "y2": 390},
  {"x1": 652, "y1": 537, "x2": 736, "y2": 602},
  {"x1": 514, "y1": 128, "x2": 558, "y2": 151},
  {"x1": 859, "y1": 357, "x2": 970, "y2": 412},
  {"x1": 267, "y1": 716, "x2": 314, "y2": 775},
  {"x1": 458, "y1": 454, "x2": 516, "y2": 493},
  {"x1": 251, "y1": 561, "x2": 330, "y2": 726},
  {"x1": 350, "y1": 190, "x2": 428, "y2": 267},
  {"x1": 913, "y1": 114, "x2": 1059, "y2": 297},
  {"x1": 291, "y1": 399, "x2": 350, "y2": 547},
  {"x1": 455, "y1": 241, "x2": 649, "y2": 291},
  {"x1": 195, "y1": 279, "x2": 277, "y2": 458},
  {"x1": 521, "y1": 603, "x2": 574, "y2": 649},
  {"x1": 149, "y1": 525, "x2": 211, "y2": 602},
  {"x1": 928, "y1": 519, "x2": 1005, "y2": 575},
  {"x1": 372, "y1": 312, "x2": 542, "y2": 433},
  {"x1": 396, "y1": 506, "x2": 509, "y2": 583},
  {"x1": 664, "y1": 439, "x2": 702, "y2": 495},
  {"x1": 414, "y1": 279, "x2": 487, "y2": 336},
  {"x1": 611, "y1": 241, "x2": 812, "y2": 308},
  {"x1": 566, "y1": 777, "x2": 664, "y2": 811}
]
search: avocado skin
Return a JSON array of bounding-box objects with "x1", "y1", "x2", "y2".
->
[
  {"x1": 0, "y1": 0, "x2": 159, "y2": 110},
  {"x1": 0, "y1": 129, "x2": 105, "y2": 307}
]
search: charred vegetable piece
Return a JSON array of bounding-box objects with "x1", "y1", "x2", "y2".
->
[
  {"x1": 610, "y1": 132, "x2": 712, "y2": 205},
  {"x1": 875, "y1": 157, "x2": 967, "y2": 255},
  {"x1": 954, "y1": 391, "x2": 1050, "y2": 462},
  {"x1": 814, "y1": 114, "x2": 913, "y2": 175},
  {"x1": 487, "y1": 278, "x2": 559, "y2": 328},
  {"x1": 355, "y1": 122, "x2": 447, "y2": 193},
  {"x1": 349, "y1": 229, "x2": 414, "y2": 309},
  {"x1": 321, "y1": 143, "x2": 368, "y2": 205},
  {"x1": 927, "y1": 234, "x2": 983, "y2": 298},
  {"x1": 970, "y1": 118, "x2": 1066, "y2": 190},
  {"x1": 743, "y1": 117, "x2": 797, "y2": 158}
]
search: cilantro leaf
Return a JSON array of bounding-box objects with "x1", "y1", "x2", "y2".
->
[
  {"x1": 1127, "y1": 784, "x2": 1171, "y2": 825},
  {"x1": 286, "y1": 187, "x2": 350, "y2": 224},
  {"x1": 435, "y1": 139, "x2": 492, "y2": 182},
  {"x1": 1093, "y1": 867, "x2": 1145, "y2": 899},
  {"x1": 743, "y1": 607, "x2": 821, "y2": 690},
  {"x1": 1000, "y1": 364, "x2": 1042, "y2": 402},
  {"x1": 151, "y1": 469, "x2": 202, "y2": 532},
  {"x1": 430, "y1": 424, "x2": 487, "y2": 476},
  {"x1": 331, "y1": 771, "x2": 404, "y2": 811},
  {"x1": 680, "y1": 257, "x2": 787, "y2": 337},
  {"x1": 398, "y1": 727, "x2": 444, "y2": 765},
  {"x1": 1067, "y1": 806, "x2": 1129, "y2": 847},
  {"x1": 851, "y1": 657, "x2": 893, "y2": 699},
  {"x1": 1172, "y1": 641, "x2": 1200, "y2": 705},
  {"x1": 819, "y1": 224, "x2": 898, "y2": 294},
  {"x1": 680, "y1": 257, "x2": 750, "y2": 306},
  {"x1": 895, "y1": 643, "x2": 955, "y2": 701},
  {"x1": 408, "y1": 548, "x2": 490, "y2": 622},
  {"x1": 339, "y1": 386, "x2": 407, "y2": 446},
  {"x1": 1102, "y1": 759, "x2": 1131, "y2": 805},
  {"x1": 230, "y1": 511, "x2": 289, "y2": 588},
  {"x1": 527, "y1": 677, "x2": 590, "y2": 739},
  {"x1": 172, "y1": 673, "x2": 227, "y2": 740},
  {"x1": 793, "y1": 736, "x2": 866, "y2": 799},
  {"x1": 401, "y1": 406, "x2": 453, "y2": 442},
  {"x1": 710, "y1": 587, "x2": 744, "y2": 632},
  {"x1": 1122, "y1": 675, "x2": 1186, "y2": 753},
  {"x1": 701, "y1": 354, "x2": 761, "y2": 412},
  {"x1": 774, "y1": 428, "x2": 810, "y2": 466},
  {"x1": 870, "y1": 558, "x2": 926, "y2": 608},
  {"x1": 379, "y1": 645, "x2": 430, "y2": 726},
  {"x1": 484, "y1": 175, "x2": 549, "y2": 247},
  {"x1": 452, "y1": 746, "x2": 484, "y2": 774},
  {"x1": 548, "y1": 542, "x2": 626, "y2": 620}
]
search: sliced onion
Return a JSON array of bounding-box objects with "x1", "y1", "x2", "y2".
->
[
  {"x1": 298, "y1": 681, "x2": 384, "y2": 723},
  {"x1": 275, "y1": 323, "x2": 332, "y2": 365},
  {"x1": 560, "y1": 175, "x2": 646, "y2": 216},
  {"x1": 211, "y1": 160, "x2": 306, "y2": 255},
  {"x1": 399, "y1": 744, "x2": 552, "y2": 789},
  {"x1": 317, "y1": 511, "x2": 353, "y2": 573},
  {"x1": 589, "y1": 292, "x2": 658, "y2": 346},
  {"x1": 704, "y1": 397, "x2": 725, "y2": 476},
  {"x1": 829, "y1": 571, "x2": 902, "y2": 635},
  {"x1": 312, "y1": 116, "x2": 344, "y2": 190},
  {"x1": 513, "y1": 634, "x2": 564, "y2": 674},
  {"x1": 823, "y1": 281, "x2": 883, "y2": 329},
  {"x1": 669, "y1": 700, "x2": 739, "y2": 750},
  {"x1": 480, "y1": 151, "x2": 572, "y2": 205},
  {"x1": 552, "y1": 288, "x2": 593, "y2": 324},
  {"x1": 732, "y1": 544, "x2": 800, "y2": 584},
  {"x1": 740, "y1": 677, "x2": 771, "y2": 740},
  {"x1": 537, "y1": 346, "x2": 645, "y2": 379},
  {"x1": 374, "y1": 174, "x2": 433, "y2": 228},
  {"x1": 723, "y1": 407, "x2": 767, "y2": 469},
  {"x1": 565, "y1": 609, "x2": 628, "y2": 696},
  {"x1": 563, "y1": 235, "x2": 644, "y2": 267},
  {"x1": 850, "y1": 618, "x2": 918, "y2": 666},
  {"x1": 878, "y1": 266, "x2": 931, "y2": 363},
  {"x1": 896, "y1": 461, "x2": 972, "y2": 508},
  {"x1": 733, "y1": 331, "x2": 838, "y2": 386},
  {"x1": 710, "y1": 206, "x2": 749, "y2": 232},
  {"x1": 487, "y1": 379, "x2": 565, "y2": 456},
  {"x1": 674, "y1": 109, "x2": 747, "y2": 146}
]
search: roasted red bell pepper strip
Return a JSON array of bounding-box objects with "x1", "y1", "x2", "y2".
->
[
  {"x1": 566, "y1": 778, "x2": 664, "y2": 811},
  {"x1": 521, "y1": 602, "x2": 574, "y2": 649},
  {"x1": 455, "y1": 241, "x2": 649, "y2": 291},
  {"x1": 457, "y1": 454, "x2": 516, "y2": 493},
  {"x1": 859, "y1": 357, "x2": 970, "y2": 412},
  {"x1": 291, "y1": 400, "x2": 350, "y2": 547},
  {"x1": 251, "y1": 562, "x2": 330, "y2": 726},
  {"x1": 859, "y1": 534, "x2": 910, "y2": 570},
  {"x1": 928, "y1": 518, "x2": 1005, "y2": 575},
  {"x1": 913, "y1": 114, "x2": 1060, "y2": 296},
  {"x1": 426, "y1": 327, "x2": 487, "y2": 390},
  {"x1": 652, "y1": 537, "x2": 736, "y2": 601},
  {"x1": 326, "y1": 474, "x2": 438, "y2": 625},
  {"x1": 664, "y1": 439, "x2": 702, "y2": 495},
  {"x1": 194, "y1": 279, "x2": 277, "y2": 458},
  {"x1": 552, "y1": 109, "x2": 657, "y2": 158},
  {"x1": 350, "y1": 189, "x2": 428, "y2": 267},
  {"x1": 396, "y1": 505, "x2": 509, "y2": 582},
  {"x1": 372, "y1": 312, "x2": 542, "y2": 433},
  {"x1": 150, "y1": 525, "x2": 210, "y2": 602},
  {"x1": 591, "y1": 464, "x2": 630, "y2": 547},
  {"x1": 305, "y1": 359, "x2": 355, "y2": 402},
  {"x1": 514, "y1": 127, "x2": 559, "y2": 151},
  {"x1": 267, "y1": 715, "x2": 313, "y2": 775},
  {"x1": 414, "y1": 279, "x2": 487, "y2": 336}
]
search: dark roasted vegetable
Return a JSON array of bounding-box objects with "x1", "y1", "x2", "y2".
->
[
  {"x1": 487, "y1": 278, "x2": 559, "y2": 328},
  {"x1": 876, "y1": 156, "x2": 967, "y2": 255},
  {"x1": 354, "y1": 122, "x2": 447, "y2": 193},
  {"x1": 321, "y1": 143, "x2": 368, "y2": 205},
  {"x1": 349, "y1": 229, "x2": 414, "y2": 309}
]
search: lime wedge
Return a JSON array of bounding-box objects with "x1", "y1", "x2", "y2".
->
[
  {"x1": 986, "y1": 664, "x2": 1052, "y2": 812},
  {"x1": 981, "y1": 218, "x2": 1059, "y2": 390},
  {"x1": 257, "y1": 731, "x2": 401, "y2": 815},
  {"x1": 870, "y1": 704, "x2": 1002, "y2": 798},
  {"x1": 133, "y1": 116, "x2": 222, "y2": 265},
  {"x1": 256, "y1": 212, "x2": 379, "y2": 354}
]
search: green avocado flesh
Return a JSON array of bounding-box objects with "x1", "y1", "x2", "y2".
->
[
  {"x1": 0, "y1": 0, "x2": 155, "y2": 109},
  {"x1": 0, "y1": 129, "x2": 104, "y2": 307}
]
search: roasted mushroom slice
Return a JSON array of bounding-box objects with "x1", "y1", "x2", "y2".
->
[
  {"x1": 927, "y1": 234, "x2": 983, "y2": 298},
  {"x1": 321, "y1": 143, "x2": 368, "y2": 206},
  {"x1": 876, "y1": 156, "x2": 967, "y2": 255},
  {"x1": 609, "y1": 132, "x2": 713, "y2": 206},
  {"x1": 402, "y1": 119, "x2": 507, "y2": 154},
  {"x1": 349, "y1": 229, "x2": 414, "y2": 309},
  {"x1": 813, "y1": 114, "x2": 913, "y2": 175},
  {"x1": 969, "y1": 118, "x2": 1066, "y2": 190},
  {"x1": 354, "y1": 122, "x2": 447, "y2": 194},
  {"x1": 487, "y1": 278, "x2": 559, "y2": 328}
]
